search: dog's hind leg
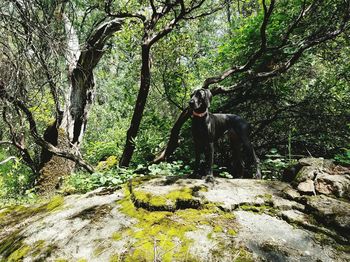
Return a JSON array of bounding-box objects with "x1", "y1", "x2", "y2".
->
[
  {"x1": 240, "y1": 135, "x2": 261, "y2": 179},
  {"x1": 228, "y1": 130, "x2": 244, "y2": 178}
]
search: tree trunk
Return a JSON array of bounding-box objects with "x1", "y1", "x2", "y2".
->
[
  {"x1": 120, "y1": 44, "x2": 151, "y2": 167},
  {"x1": 37, "y1": 18, "x2": 122, "y2": 193},
  {"x1": 153, "y1": 108, "x2": 191, "y2": 163}
]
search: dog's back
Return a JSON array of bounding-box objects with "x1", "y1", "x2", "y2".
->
[{"x1": 210, "y1": 113, "x2": 250, "y2": 141}]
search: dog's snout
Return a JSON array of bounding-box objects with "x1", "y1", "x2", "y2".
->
[{"x1": 189, "y1": 99, "x2": 195, "y2": 106}]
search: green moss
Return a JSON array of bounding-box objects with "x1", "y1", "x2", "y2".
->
[
  {"x1": 257, "y1": 194, "x2": 273, "y2": 202},
  {"x1": 0, "y1": 231, "x2": 24, "y2": 257},
  {"x1": 314, "y1": 233, "x2": 333, "y2": 245},
  {"x1": 213, "y1": 225, "x2": 223, "y2": 233},
  {"x1": 132, "y1": 186, "x2": 202, "y2": 211},
  {"x1": 335, "y1": 245, "x2": 350, "y2": 253},
  {"x1": 110, "y1": 254, "x2": 119, "y2": 262},
  {"x1": 31, "y1": 240, "x2": 46, "y2": 257},
  {"x1": 77, "y1": 259, "x2": 88, "y2": 262},
  {"x1": 239, "y1": 204, "x2": 268, "y2": 213},
  {"x1": 112, "y1": 231, "x2": 123, "y2": 241},
  {"x1": 55, "y1": 259, "x2": 68, "y2": 262},
  {"x1": 7, "y1": 245, "x2": 30, "y2": 261},
  {"x1": 114, "y1": 184, "x2": 241, "y2": 261},
  {"x1": 46, "y1": 195, "x2": 64, "y2": 211},
  {"x1": 235, "y1": 247, "x2": 255, "y2": 262},
  {"x1": 228, "y1": 228, "x2": 237, "y2": 236}
]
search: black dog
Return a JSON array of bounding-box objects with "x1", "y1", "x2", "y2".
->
[{"x1": 189, "y1": 88, "x2": 261, "y2": 182}]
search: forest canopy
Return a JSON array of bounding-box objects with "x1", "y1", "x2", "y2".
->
[{"x1": 0, "y1": 0, "x2": 349, "y2": 198}]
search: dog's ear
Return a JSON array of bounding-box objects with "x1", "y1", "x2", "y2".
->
[{"x1": 204, "y1": 89, "x2": 212, "y2": 108}]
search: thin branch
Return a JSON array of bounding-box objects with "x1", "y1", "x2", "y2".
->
[
  {"x1": 0, "y1": 156, "x2": 17, "y2": 165},
  {"x1": 0, "y1": 141, "x2": 13, "y2": 146},
  {"x1": 202, "y1": 0, "x2": 275, "y2": 88},
  {"x1": 104, "y1": 0, "x2": 146, "y2": 21},
  {"x1": 2, "y1": 106, "x2": 38, "y2": 173}
]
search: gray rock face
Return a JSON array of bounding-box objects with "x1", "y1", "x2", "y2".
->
[
  {"x1": 0, "y1": 177, "x2": 349, "y2": 262},
  {"x1": 305, "y1": 194, "x2": 350, "y2": 234}
]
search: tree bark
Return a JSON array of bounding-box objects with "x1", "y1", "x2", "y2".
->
[
  {"x1": 38, "y1": 17, "x2": 123, "y2": 193},
  {"x1": 119, "y1": 44, "x2": 151, "y2": 167},
  {"x1": 153, "y1": 108, "x2": 191, "y2": 163}
]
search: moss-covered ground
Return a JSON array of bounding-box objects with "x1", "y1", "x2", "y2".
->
[
  {"x1": 0, "y1": 195, "x2": 64, "y2": 261},
  {"x1": 109, "y1": 182, "x2": 254, "y2": 262}
]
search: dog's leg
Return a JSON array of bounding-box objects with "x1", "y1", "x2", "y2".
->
[
  {"x1": 189, "y1": 143, "x2": 201, "y2": 178},
  {"x1": 240, "y1": 135, "x2": 261, "y2": 179},
  {"x1": 204, "y1": 142, "x2": 215, "y2": 182},
  {"x1": 228, "y1": 130, "x2": 244, "y2": 178}
]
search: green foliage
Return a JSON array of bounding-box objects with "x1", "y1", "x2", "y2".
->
[
  {"x1": 147, "y1": 161, "x2": 192, "y2": 176},
  {"x1": 1, "y1": 0, "x2": 349, "y2": 198},
  {"x1": 61, "y1": 167, "x2": 136, "y2": 194},
  {"x1": 0, "y1": 154, "x2": 35, "y2": 202},
  {"x1": 261, "y1": 148, "x2": 297, "y2": 180},
  {"x1": 62, "y1": 160, "x2": 193, "y2": 194},
  {"x1": 333, "y1": 149, "x2": 350, "y2": 166}
]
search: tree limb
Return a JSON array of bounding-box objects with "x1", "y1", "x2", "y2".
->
[
  {"x1": 0, "y1": 90, "x2": 94, "y2": 173},
  {"x1": 202, "y1": 0, "x2": 275, "y2": 88},
  {"x1": 0, "y1": 156, "x2": 17, "y2": 165}
]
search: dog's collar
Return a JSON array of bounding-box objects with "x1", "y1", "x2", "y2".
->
[{"x1": 192, "y1": 109, "x2": 208, "y2": 118}]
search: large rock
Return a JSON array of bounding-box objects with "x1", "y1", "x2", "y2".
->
[
  {"x1": 305, "y1": 194, "x2": 350, "y2": 236},
  {"x1": 315, "y1": 173, "x2": 350, "y2": 198},
  {"x1": 0, "y1": 177, "x2": 349, "y2": 262},
  {"x1": 298, "y1": 158, "x2": 334, "y2": 169},
  {"x1": 291, "y1": 158, "x2": 350, "y2": 199}
]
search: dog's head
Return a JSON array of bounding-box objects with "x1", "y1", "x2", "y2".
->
[{"x1": 189, "y1": 88, "x2": 212, "y2": 113}]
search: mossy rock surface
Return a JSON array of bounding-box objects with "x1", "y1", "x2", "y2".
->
[{"x1": 0, "y1": 177, "x2": 349, "y2": 261}]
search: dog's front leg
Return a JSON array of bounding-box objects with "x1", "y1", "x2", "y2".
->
[
  {"x1": 189, "y1": 139, "x2": 201, "y2": 178},
  {"x1": 204, "y1": 142, "x2": 215, "y2": 182}
]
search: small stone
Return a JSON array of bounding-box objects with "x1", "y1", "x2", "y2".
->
[
  {"x1": 297, "y1": 180, "x2": 315, "y2": 194},
  {"x1": 282, "y1": 186, "x2": 301, "y2": 200}
]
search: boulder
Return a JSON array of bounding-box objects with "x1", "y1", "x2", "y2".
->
[
  {"x1": 315, "y1": 173, "x2": 350, "y2": 198},
  {"x1": 305, "y1": 194, "x2": 350, "y2": 237},
  {"x1": 298, "y1": 157, "x2": 334, "y2": 169},
  {"x1": 0, "y1": 177, "x2": 349, "y2": 262}
]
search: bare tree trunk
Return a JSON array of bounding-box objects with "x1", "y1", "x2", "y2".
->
[
  {"x1": 38, "y1": 17, "x2": 122, "y2": 193},
  {"x1": 120, "y1": 44, "x2": 151, "y2": 167}
]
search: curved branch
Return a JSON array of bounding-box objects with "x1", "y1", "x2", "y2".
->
[
  {"x1": 202, "y1": 0, "x2": 275, "y2": 88},
  {"x1": 0, "y1": 91, "x2": 94, "y2": 173}
]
